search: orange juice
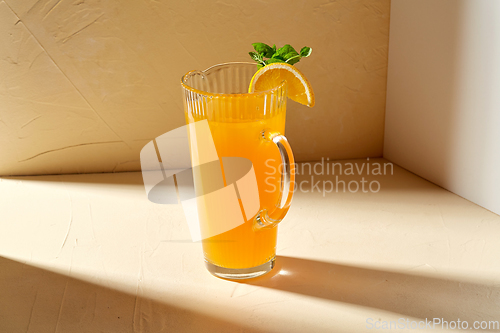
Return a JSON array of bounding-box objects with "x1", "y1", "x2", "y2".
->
[
  {"x1": 185, "y1": 99, "x2": 286, "y2": 269},
  {"x1": 182, "y1": 62, "x2": 294, "y2": 278}
]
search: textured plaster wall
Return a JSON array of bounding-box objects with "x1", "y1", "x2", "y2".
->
[{"x1": 0, "y1": 0, "x2": 390, "y2": 176}]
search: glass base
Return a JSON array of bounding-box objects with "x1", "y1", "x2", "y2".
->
[{"x1": 205, "y1": 257, "x2": 275, "y2": 280}]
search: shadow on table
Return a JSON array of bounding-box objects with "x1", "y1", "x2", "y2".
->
[
  {"x1": 242, "y1": 256, "x2": 500, "y2": 325},
  {"x1": 0, "y1": 256, "x2": 262, "y2": 333}
]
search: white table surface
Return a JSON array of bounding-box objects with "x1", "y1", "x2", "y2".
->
[{"x1": 1, "y1": 158, "x2": 499, "y2": 332}]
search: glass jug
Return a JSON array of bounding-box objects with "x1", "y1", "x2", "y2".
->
[{"x1": 181, "y1": 62, "x2": 295, "y2": 279}]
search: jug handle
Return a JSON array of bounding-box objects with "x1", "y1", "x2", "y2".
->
[{"x1": 255, "y1": 130, "x2": 295, "y2": 229}]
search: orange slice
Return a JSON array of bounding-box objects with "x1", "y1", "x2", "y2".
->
[{"x1": 248, "y1": 63, "x2": 315, "y2": 107}]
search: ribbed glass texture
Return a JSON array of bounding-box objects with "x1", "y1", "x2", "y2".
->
[{"x1": 181, "y1": 62, "x2": 287, "y2": 122}]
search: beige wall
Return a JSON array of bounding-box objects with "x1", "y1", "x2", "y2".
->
[
  {"x1": 0, "y1": 0, "x2": 390, "y2": 176},
  {"x1": 385, "y1": 0, "x2": 500, "y2": 216}
]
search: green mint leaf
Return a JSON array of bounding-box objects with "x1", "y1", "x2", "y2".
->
[
  {"x1": 250, "y1": 43, "x2": 312, "y2": 68},
  {"x1": 252, "y1": 43, "x2": 274, "y2": 58},
  {"x1": 249, "y1": 52, "x2": 266, "y2": 66},
  {"x1": 300, "y1": 46, "x2": 312, "y2": 57},
  {"x1": 271, "y1": 53, "x2": 286, "y2": 61},
  {"x1": 265, "y1": 58, "x2": 286, "y2": 65},
  {"x1": 276, "y1": 44, "x2": 299, "y2": 60},
  {"x1": 283, "y1": 52, "x2": 299, "y2": 61},
  {"x1": 249, "y1": 51, "x2": 262, "y2": 62},
  {"x1": 286, "y1": 56, "x2": 301, "y2": 65}
]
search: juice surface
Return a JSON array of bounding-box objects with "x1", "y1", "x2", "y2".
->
[{"x1": 185, "y1": 98, "x2": 286, "y2": 269}]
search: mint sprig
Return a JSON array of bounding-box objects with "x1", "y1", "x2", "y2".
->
[{"x1": 249, "y1": 43, "x2": 312, "y2": 68}]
